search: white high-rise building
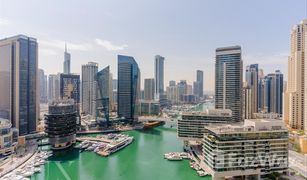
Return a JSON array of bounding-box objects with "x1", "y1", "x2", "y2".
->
[
  {"x1": 284, "y1": 19, "x2": 307, "y2": 131},
  {"x1": 48, "y1": 74, "x2": 60, "y2": 102},
  {"x1": 154, "y1": 55, "x2": 165, "y2": 99},
  {"x1": 166, "y1": 83, "x2": 179, "y2": 104},
  {"x1": 144, "y1": 78, "x2": 155, "y2": 100},
  {"x1": 81, "y1": 62, "x2": 98, "y2": 116}
]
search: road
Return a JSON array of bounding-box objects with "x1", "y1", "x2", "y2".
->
[{"x1": 289, "y1": 150, "x2": 307, "y2": 178}]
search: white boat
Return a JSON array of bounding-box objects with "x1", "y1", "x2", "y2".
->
[
  {"x1": 34, "y1": 167, "x2": 41, "y2": 173},
  {"x1": 197, "y1": 170, "x2": 208, "y2": 177},
  {"x1": 22, "y1": 171, "x2": 34, "y2": 177},
  {"x1": 34, "y1": 162, "x2": 41, "y2": 167},
  {"x1": 39, "y1": 160, "x2": 45, "y2": 165},
  {"x1": 167, "y1": 155, "x2": 182, "y2": 161},
  {"x1": 106, "y1": 137, "x2": 133, "y2": 154}
]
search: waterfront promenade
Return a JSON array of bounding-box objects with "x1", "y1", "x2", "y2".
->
[
  {"x1": 0, "y1": 142, "x2": 37, "y2": 178},
  {"x1": 32, "y1": 127, "x2": 210, "y2": 180}
]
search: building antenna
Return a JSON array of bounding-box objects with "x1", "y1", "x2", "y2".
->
[{"x1": 65, "y1": 43, "x2": 67, "y2": 52}]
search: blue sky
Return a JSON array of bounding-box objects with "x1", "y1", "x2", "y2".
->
[{"x1": 0, "y1": 0, "x2": 305, "y2": 92}]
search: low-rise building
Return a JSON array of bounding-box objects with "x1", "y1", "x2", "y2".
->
[
  {"x1": 0, "y1": 118, "x2": 18, "y2": 158},
  {"x1": 178, "y1": 109, "x2": 232, "y2": 141},
  {"x1": 139, "y1": 100, "x2": 160, "y2": 116},
  {"x1": 202, "y1": 119, "x2": 288, "y2": 179}
]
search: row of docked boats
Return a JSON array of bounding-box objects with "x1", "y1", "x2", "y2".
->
[
  {"x1": 190, "y1": 161, "x2": 208, "y2": 177},
  {"x1": 76, "y1": 134, "x2": 134, "y2": 157},
  {"x1": 164, "y1": 152, "x2": 190, "y2": 161},
  {"x1": 2, "y1": 151, "x2": 52, "y2": 180}
]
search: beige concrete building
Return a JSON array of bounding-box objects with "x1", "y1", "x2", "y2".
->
[
  {"x1": 284, "y1": 20, "x2": 307, "y2": 132},
  {"x1": 202, "y1": 119, "x2": 288, "y2": 179},
  {"x1": 166, "y1": 85, "x2": 179, "y2": 104}
]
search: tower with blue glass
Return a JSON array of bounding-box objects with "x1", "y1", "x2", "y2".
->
[{"x1": 117, "y1": 55, "x2": 140, "y2": 122}]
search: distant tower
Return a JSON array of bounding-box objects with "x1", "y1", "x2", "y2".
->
[
  {"x1": 39, "y1": 69, "x2": 48, "y2": 103},
  {"x1": 64, "y1": 44, "x2": 71, "y2": 74},
  {"x1": 154, "y1": 55, "x2": 165, "y2": 99},
  {"x1": 194, "y1": 70, "x2": 204, "y2": 98},
  {"x1": 144, "y1": 78, "x2": 155, "y2": 100},
  {"x1": 215, "y1": 46, "x2": 243, "y2": 122},
  {"x1": 245, "y1": 64, "x2": 259, "y2": 117}
]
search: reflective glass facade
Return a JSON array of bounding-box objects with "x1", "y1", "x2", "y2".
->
[
  {"x1": 215, "y1": 46, "x2": 242, "y2": 122},
  {"x1": 117, "y1": 55, "x2": 140, "y2": 121},
  {"x1": 0, "y1": 43, "x2": 11, "y2": 120},
  {"x1": 0, "y1": 35, "x2": 38, "y2": 135},
  {"x1": 60, "y1": 74, "x2": 80, "y2": 103},
  {"x1": 96, "y1": 66, "x2": 111, "y2": 121}
]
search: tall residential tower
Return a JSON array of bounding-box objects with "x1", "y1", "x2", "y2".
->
[
  {"x1": 215, "y1": 46, "x2": 243, "y2": 122},
  {"x1": 284, "y1": 20, "x2": 307, "y2": 131},
  {"x1": 0, "y1": 35, "x2": 39, "y2": 135},
  {"x1": 154, "y1": 55, "x2": 165, "y2": 99},
  {"x1": 81, "y1": 62, "x2": 98, "y2": 116}
]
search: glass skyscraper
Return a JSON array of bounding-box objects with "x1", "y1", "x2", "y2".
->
[
  {"x1": 96, "y1": 66, "x2": 112, "y2": 122},
  {"x1": 215, "y1": 46, "x2": 242, "y2": 122},
  {"x1": 117, "y1": 55, "x2": 140, "y2": 122},
  {"x1": 60, "y1": 74, "x2": 80, "y2": 103},
  {"x1": 194, "y1": 70, "x2": 204, "y2": 98},
  {"x1": 0, "y1": 35, "x2": 38, "y2": 135},
  {"x1": 260, "y1": 70, "x2": 283, "y2": 114}
]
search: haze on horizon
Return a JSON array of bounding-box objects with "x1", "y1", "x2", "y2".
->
[{"x1": 0, "y1": 0, "x2": 305, "y2": 92}]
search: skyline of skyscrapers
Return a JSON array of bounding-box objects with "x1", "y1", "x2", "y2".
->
[
  {"x1": 0, "y1": 35, "x2": 39, "y2": 135},
  {"x1": 117, "y1": 55, "x2": 140, "y2": 122},
  {"x1": 154, "y1": 55, "x2": 164, "y2": 99},
  {"x1": 215, "y1": 46, "x2": 243, "y2": 122}
]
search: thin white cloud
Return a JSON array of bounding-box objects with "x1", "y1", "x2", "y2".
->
[
  {"x1": 39, "y1": 48, "x2": 58, "y2": 56},
  {"x1": 0, "y1": 18, "x2": 11, "y2": 26},
  {"x1": 95, "y1": 38, "x2": 128, "y2": 51},
  {"x1": 243, "y1": 52, "x2": 288, "y2": 66},
  {"x1": 243, "y1": 52, "x2": 288, "y2": 77},
  {"x1": 39, "y1": 39, "x2": 92, "y2": 51}
]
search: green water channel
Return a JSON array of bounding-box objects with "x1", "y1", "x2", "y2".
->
[{"x1": 31, "y1": 127, "x2": 211, "y2": 180}]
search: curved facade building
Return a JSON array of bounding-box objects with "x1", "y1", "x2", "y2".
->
[
  {"x1": 45, "y1": 100, "x2": 78, "y2": 150},
  {"x1": 0, "y1": 118, "x2": 18, "y2": 158}
]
